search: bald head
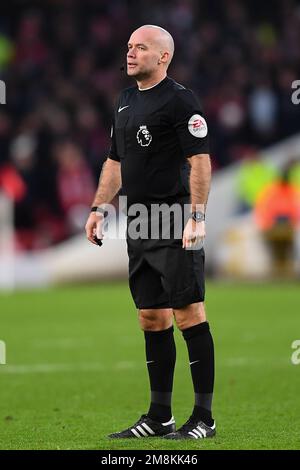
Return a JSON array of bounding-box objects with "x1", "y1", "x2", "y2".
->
[
  {"x1": 134, "y1": 25, "x2": 175, "y2": 67},
  {"x1": 127, "y1": 25, "x2": 175, "y2": 83}
]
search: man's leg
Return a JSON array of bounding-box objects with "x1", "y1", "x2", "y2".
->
[
  {"x1": 139, "y1": 308, "x2": 176, "y2": 423},
  {"x1": 173, "y1": 302, "x2": 215, "y2": 427},
  {"x1": 108, "y1": 307, "x2": 176, "y2": 438}
]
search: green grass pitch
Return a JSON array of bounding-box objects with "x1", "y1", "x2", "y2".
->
[{"x1": 0, "y1": 281, "x2": 299, "y2": 450}]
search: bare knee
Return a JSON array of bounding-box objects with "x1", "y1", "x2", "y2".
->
[
  {"x1": 138, "y1": 308, "x2": 173, "y2": 331},
  {"x1": 173, "y1": 302, "x2": 206, "y2": 331}
]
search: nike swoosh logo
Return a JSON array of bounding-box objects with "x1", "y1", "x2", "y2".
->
[
  {"x1": 118, "y1": 105, "x2": 129, "y2": 112},
  {"x1": 146, "y1": 360, "x2": 155, "y2": 364},
  {"x1": 189, "y1": 360, "x2": 200, "y2": 365}
]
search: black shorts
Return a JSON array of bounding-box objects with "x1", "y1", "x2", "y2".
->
[{"x1": 126, "y1": 204, "x2": 205, "y2": 309}]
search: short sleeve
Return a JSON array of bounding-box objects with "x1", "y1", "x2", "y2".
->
[
  {"x1": 108, "y1": 115, "x2": 120, "y2": 162},
  {"x1": 173, "y1": 89, "x2": 209, "y2": 158}
]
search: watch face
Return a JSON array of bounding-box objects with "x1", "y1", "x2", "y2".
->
[{"x1": 192, "y1": 212, "x2": 205, "y2": 222}]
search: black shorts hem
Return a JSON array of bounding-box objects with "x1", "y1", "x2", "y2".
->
[
  {"x1": 134, "y1": 294, "x2": 205, "y2": 310},
  {"x1": 133, "y1": 298, "x2": 170, "y2": 309},
  {"x1": 171, "y1": 294, "x2": 205, "y2": 309}
]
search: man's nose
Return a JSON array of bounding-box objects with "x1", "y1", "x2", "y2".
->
[{"x1": 127, "y1": 49, "x2": 136, "y2": 58}]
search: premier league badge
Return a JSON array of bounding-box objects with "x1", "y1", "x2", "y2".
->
[{"x1": 136, "y1": 125, "x2": 152, "y2": 147}]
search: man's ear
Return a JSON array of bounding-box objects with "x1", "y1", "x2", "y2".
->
[{"x1": 159, "y1": 51, "x2": 169, "y2": 64}]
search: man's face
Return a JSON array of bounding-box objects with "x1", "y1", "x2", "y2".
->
[{"x1": 127, "y1": 29, "x2": 161, "y2": 80}]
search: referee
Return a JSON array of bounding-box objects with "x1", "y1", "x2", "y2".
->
[{"x1": 85, "y1": 25, "x2": 215, "y2": 440}]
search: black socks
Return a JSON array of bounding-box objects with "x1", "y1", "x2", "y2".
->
[
  {"x1": 143, "y1": 322, "x2": 215, "y2": 426},
  {"x1": 144, "y1": 326, "x2": 176, "y2": 422},
  {"x1": 182, "y1": 321, "x2": 215, "y2": 426}
]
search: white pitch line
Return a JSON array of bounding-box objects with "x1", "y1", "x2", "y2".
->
[
  {"x1": 0, "y1": 357, "x2": 288, "y2": 375},
  {"x1": 0, "y1": 362, "x2": 137, "y2": 374}
]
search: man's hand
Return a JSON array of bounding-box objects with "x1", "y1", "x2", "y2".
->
[
  {"x1": 85, "y1": 157, "x2": 121, "y2": 245},
  {"x1": 85, "y1": 212, "x2": 105, "y2": 246},
  {"x1": 182, "y1": 218, "x2": 205, "y2": 249}
]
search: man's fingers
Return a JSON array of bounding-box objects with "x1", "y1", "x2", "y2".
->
[
  {"x1": 85, "y1": 223, "x2": 98, "y2": 245},
  {"x1": 182, "y1": 232, "x2": 205, "y2": 249},
  {"x1": 88, "y1": 236, "x2": 98, "y2": 245},
  {"x1": 87, "y1": 230, "x2": 98, "y2": 245}
]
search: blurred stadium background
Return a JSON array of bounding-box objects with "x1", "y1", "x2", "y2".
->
[{"x1": 0, "y1": 0, "x2": 300, "y2": 450}]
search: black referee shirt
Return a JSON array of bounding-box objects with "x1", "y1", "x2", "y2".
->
[{"x1": 109, "y1": 76, "x2": 209, "y2": 206}]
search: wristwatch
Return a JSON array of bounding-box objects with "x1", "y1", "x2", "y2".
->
[
  {"x1": 90, "y1": 206, "x2": 108, "y2": 217},
  {"x1": 190, "y1": 211, "x2": 205, "y2": 223}
]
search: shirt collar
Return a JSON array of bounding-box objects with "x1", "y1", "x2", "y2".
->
[{"x1": 138, "y1": 76, "x2": 168, "y2": 91}]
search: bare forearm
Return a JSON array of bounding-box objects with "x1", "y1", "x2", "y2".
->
[
  {"x1": 188, "y1": 154, "x2": 211, "y2": 213},
  {"x1": 91, "y1": 158, "x2": 121, "y2": 207}
]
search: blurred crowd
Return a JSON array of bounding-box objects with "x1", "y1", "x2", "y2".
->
[
  {"x1": 237, "y1": 157, "x2": 300, "y2": 276},
  {"x1": 0, "y1": 0, "x2": 300, "y2": 250}
]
